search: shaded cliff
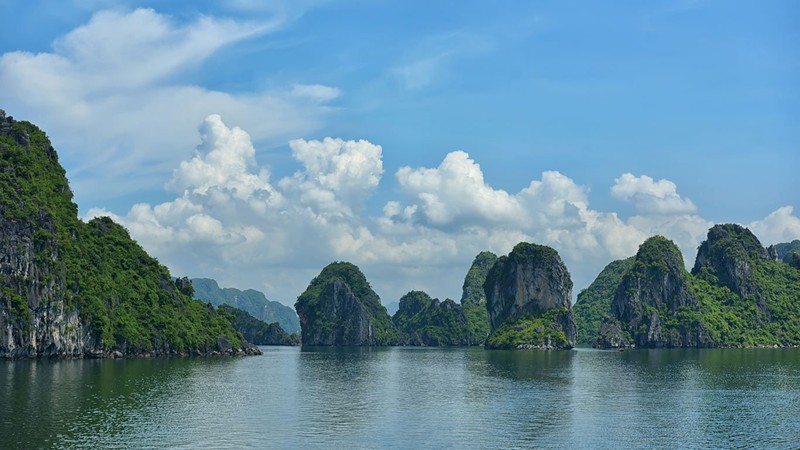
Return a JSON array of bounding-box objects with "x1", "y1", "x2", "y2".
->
[
  {"x1": 609, "y1": 236, "x2": 708, "y2": 348},
  {"x1": 217, "y1": 304, "x2": 299, "y2": 346},
  {"x1": 294, "y1": 262, "x2": 399, "y2": 346},
  {"x1": 484, "y1": 242, "x2": 576, "y2": 349},
  {"x1": 0, "y1": 110, "x2": 254, "y2": 359},
  {"x1": 573, "y1": 257, "x2": 634, "y2": 345},
  {"x1": 460, "y1": 251, "x2": 497, "y2": 345},
  {"x1": 192, "y1": 278, "x2": 300, "y2": 334},
  {"x1": 393, "y1": 291, "x2": 468, "y2": 346}
]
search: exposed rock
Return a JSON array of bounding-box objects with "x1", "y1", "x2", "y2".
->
[
  {"x1": 609, "y1": 236, "x2": 709, "y2": 348},
  {"x1": 592, "y1": 318, "x2": 631, "y2": 349},
  {"x1": 0, "y1": 110, "x2": 252, "y2": 359},
  {"x1": 460, "y1": 251, "x2": 497, "y2": 345},
  {"x1": 295, "y1": 262, "x2": 398, "y2": 346},
  {"x1": 692, "y1": 224, "x2": 768, "y2": 299},
  {"x1": 483, "y1": 242, "x2": 576, "y2": 350},
  {"x1": 393, "y1": 291, "x2": 468, "y2": 346}
]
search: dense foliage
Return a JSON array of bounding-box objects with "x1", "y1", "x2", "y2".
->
[
  {"x1": 295, "y1": 262, "x2": 399, "y2": 345},
  {"x1": 393, "y1": 291, "x2": 468, "y2": 346},
  {"x1": 579, "y1": 226, "x2": 800, "y2": 348},
  {"x1": 485, "y1": 309, "x2": 572, "y2": 349},
  {"x1": 1, "y1": 113, "x2": 242, "y2": 354},
  {"x1": 217, "y1": 304, "x2": 299, "y2": 346},
  {"x1": 460, "y1": 251, "x2": 497, "y2": 345},
  {"x1": 573, "y1": 257, "x2": 634, "y2": 345},
  {"x1": 192, "y1": 278, "x2": 300, "y2": 333}
]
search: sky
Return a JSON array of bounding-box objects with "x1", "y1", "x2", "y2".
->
[{"x1": 1, "y1": 0, "x2": 798, "y2": 307}]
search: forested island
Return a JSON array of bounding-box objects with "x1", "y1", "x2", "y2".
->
[
  {"x1": 2, "y1": 110, "x2": 799, "y2": 359},
  {"x1": 0, "y1": 110, "x2": 259, "y2": 358}
]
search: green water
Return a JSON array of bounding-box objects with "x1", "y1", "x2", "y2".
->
[{"x1": 2, "y1": 347, "x2": 799, "y2": 448}]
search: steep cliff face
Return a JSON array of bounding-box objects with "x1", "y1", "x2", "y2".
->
[
  {"x1": 692, "y1": 224, "x2": 770, "y2": 304},
  {"x1": 192, "y1": 278, "x2": 300, "y2": 334},
  {"x1": 609, "y1": 236, "x2": 708, "y2": 348},
  {"x1": 460, "y1": 251, "x2": 497, "y2": 345},
  {"x1": 0, "y1": 110, "x2": 252, "y2": 359},
  {"x1": 484, "y1": 242, "x2": 576, "y2": 349},
  {"x1": 295, "y1": 262, "x2": 398, "y2": 346},
  {"x1": 393, "y1": 291, "x2": 468, "y2": 346}
]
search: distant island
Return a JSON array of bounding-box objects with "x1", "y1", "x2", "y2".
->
[
  {"x1": 0, "y1": 110, "x2": 258, "y2": 359},
  {"x1": 192, "y1": 278, "x2": 300, "y2": 334}
]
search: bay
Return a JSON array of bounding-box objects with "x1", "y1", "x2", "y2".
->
[{"x1": 2, "y1": 347, "x2": 799, "y2": 449}]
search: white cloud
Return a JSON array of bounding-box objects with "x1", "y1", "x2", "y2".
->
[
  {"x1": 748, "y1": 206, "x2": 800, "y2": 245},
  {"x1": 612, "y1": 173, "x2": 697, "y2": 214},
  {"x1": 86, "y1": 116, "x2": 800, "y2": 306},
  {"x1": 0, "y1": 8, "x2": 337, "y2": 205}
]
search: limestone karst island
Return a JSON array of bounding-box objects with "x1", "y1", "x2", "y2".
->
[{"x1": 1, "y1": 110, "x2": 799, "y2": 359}]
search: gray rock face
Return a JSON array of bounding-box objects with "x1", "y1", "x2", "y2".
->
[
  {"x1": 297, "y1": 278, "x2": 385, "y2": 346},
  {"x1": 484, "y1": 242, "x2": 576, "y2": 349},
  {"x1": 0, "y1": 112, "x2": 94, "y2": 358},
  {"x1": 592, "y1": 319, "x2": 630, "y2": 349},
  {"x1": 692, "y1": 224, "x2": 768, "y2": 299},
  {"x1": 608, "y1": 236, "x2": 709, "y2": 348}
]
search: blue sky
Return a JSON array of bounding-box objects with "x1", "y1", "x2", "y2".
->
[{"x1": 1, "y1": 0, "x2": 798, "y2": 305}]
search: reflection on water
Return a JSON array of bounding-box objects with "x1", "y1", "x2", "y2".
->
[{"x1": 2, "y1": 347, "x2": 800, "y2": 448}]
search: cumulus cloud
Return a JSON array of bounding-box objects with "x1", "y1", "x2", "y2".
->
[
  {"x1": 0, "y1": 8, "x2": 337, "y2": 204},
  {"x1": 87, "y1": 116, "x2": 800, "y2": 306},
  {"x1": 612, "y1": 173, "x2": 697, "y2": 214},
  {"x1": 749, "y1": 206, "x2": 800, "y2": 245}
]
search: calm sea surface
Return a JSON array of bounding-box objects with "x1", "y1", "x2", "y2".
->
[{"x1": 2, "y1": 347, "x2": 799, "y2": 449}]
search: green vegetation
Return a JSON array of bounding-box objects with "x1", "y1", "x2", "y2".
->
[
  {"x1": 773, "y1": 240, "x2": 800, "y2": 261},
  {"x1": 217, "y1": 304, "x2": 299, "y2": 346},
  {"x1": 485, "y1": 309, "x2": 572, "y2": 349},
  {"x1": 579, "y1": 227, "x2": 800, "y2": 348},
  {"x1": 393, "y1": 291, "x2": 467, "y2": 346},
  {"x1": 1, "y1": 113, "x2": 243, "y2": 355},
  {"x1": 460, "y1": 251, "x2": 496, "y2": 345},
  {"x1": 573, "y1": 257, "x2": 634, "y2": 345},
  {"x1": 295, "y1": 261, "x2": 399, "y2": 345},
  {"x1": 192, "y1": 278, "x2": 300, "y2": 334}
]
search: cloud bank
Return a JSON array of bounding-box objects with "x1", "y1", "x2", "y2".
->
[{"x1": 88, "y1": 115, "x2": 800, "y2": 306}]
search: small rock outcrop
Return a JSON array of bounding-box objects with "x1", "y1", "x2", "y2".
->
[
  {"x1": 483, "y1": 242, "x2": 576, "y2": 350},
  {"x1": 393, "y1": 291, "x2": 468, "y2": 346},
  {"x1": 295, "y1": 262, "x2": 398, "y2": 346},
  {"x1": 460, "y1": 251, "x2": 497, "y2": 345}
]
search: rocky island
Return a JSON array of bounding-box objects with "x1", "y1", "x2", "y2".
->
[
  {"x1": 392, "y1": 291, "x2": 468, "y2": 346},
  {"x1": 576, "y1": 225, "x2": 800, "y2": 348},
  {"x1": 460, "y1": 251, "x2": 497, "y2": 346},
  {"x1": 294, "y1": 262, "x2": 399, "y2": 345},
  {"x1": 483, "y1": 242, "x2": 577, "y2": 349},
  {"x1": 0, "y1": 110, "x2": 257, "y2": 359}
]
